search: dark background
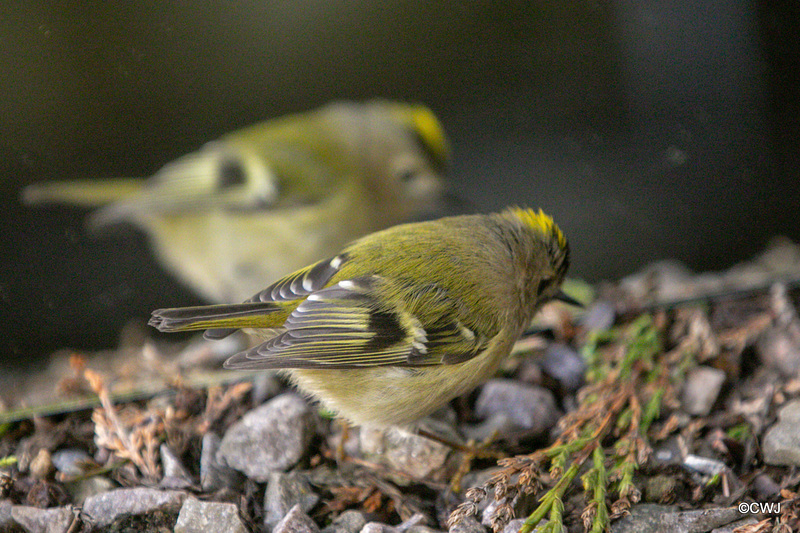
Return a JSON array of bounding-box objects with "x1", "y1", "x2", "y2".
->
[{"x1": 1, "y1": 1, "x2": 798, "y2": 366}]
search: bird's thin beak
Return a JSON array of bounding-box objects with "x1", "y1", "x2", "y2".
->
[{"x1": 553, "y1": 290, "x2": 584, "y2": 307}]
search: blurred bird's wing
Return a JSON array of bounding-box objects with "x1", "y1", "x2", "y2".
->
[
  {"x1": 23, "y1": 136, "x2": 336, "y2": 230},
  {"x1": 85, "y1": 144, "x2": 282, "y2": 228},
  {"x1": 223, "y1": 275, "x2": 489, "y2": 370}
]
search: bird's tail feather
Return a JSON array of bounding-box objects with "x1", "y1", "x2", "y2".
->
[
  {"x1": 149, "y1": 302, "x2": 280, "y2": 336},
  {"x1": 21, "y1": 178, "x2": 143, "y2": 207}
]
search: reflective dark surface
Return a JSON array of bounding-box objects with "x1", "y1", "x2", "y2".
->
[{"x1": 1, "y1": 1, "x2": 798, "y2": 365}]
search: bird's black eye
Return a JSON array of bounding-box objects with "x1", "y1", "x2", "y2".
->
[
  {"x1": 397, "y1": 167, "x2": 419, "y2": 183},
  {"x1": 538, "y1": 276, "x2": 554, "y2": 294},
  {"x1": 218, "y1": 160, "x2": 247, "y2": 189}
]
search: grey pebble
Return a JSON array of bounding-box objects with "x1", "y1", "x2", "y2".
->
[
  {"x1": 174, "y1": 497, "x2": 248, "y2": 533},
  {"x1": 763, "y1": 398, "x2": 800, "y2": 466},
  {"x1": 81, "y1": 487, "x2": 186, "y2": 528},
  {"x1": 651, "y1": 436, "x2": 684, "y2": 467},
  {"x1": 218, "y1": 393, "x2": 315, "y2": 482},
  {"x1": 501, "y1": 519, "x2": 526, "y2": 533},
  {"x1": 274, "y1": 504, "x2": 320, "y2": 533},
  {"x1": 0, "y1": 500, "x2": 12, "y2": 531},
  {"x1": 264, "y1": 471, "x2": 320, "y2": 531},
  {"x1": 657, "y1": 506, "x2": 744, "y2": 532},
  {"x1": 681, "y1": 366, "x2": 726, "y2": 416},
  {"x1": 753, "y1": 473, "x2": 781, "y2": 500},
  {"x1": 610, "y1": 504, "x2": 679, "y2": 532},
  {"x1": 321, "y1": 510, "x2": 368, "y2": 533},
  {"x1": 361, "y1": 523, "x2": 399, "y2": 533},
  {"x1": 51, "y1": 448, "x2": 93, "y2": 477},
  {"x1": 201, "y1": 431, "x2": 245, "y2": 491},
  {"x1": 160, "y1": 443, "x2": 194, "y2": 489},
  {"x1": 252, "y1": 370, "x2": 285, "y2": 405},
  {"x1": 710, "y1": 517, "x2": 760, "y2": 533},
  {"x1": 756, "y1": 326, "x2": 800, "y2": 377},
  {"x1": 397, "y1": 513, "x2": 429, "y2": 531},
  {"x1": 579, "y1": 300, "x2": 616, "y2": 332},
  {"x1": 10, "y1": 504, "x2": 75, "y2": 533},
  {"x1": 448, "y1": 516, "x2": 486, "y2": 533},
  {"x1": 474, "y1": 379, "x2": 560, "y2": 434},
  {"x1": 611, "y1": 504, "x2": 743, "y2": 533},
  {"x1": 360, "y1": 426, "x2": 450, "y2": 480},
  {"x1": 539, "y1": 343, "x2": 586, "y2": 392}
]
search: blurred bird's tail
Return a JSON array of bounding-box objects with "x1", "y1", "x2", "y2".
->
[
  {"x1": 149, "y1": 302, "x2": 282, "y2": 339},
  {"x1": 21, "y1": 178, "x2": 143, "y2": 208}
]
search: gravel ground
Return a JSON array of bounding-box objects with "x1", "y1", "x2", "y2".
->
[{"x1": 1, "y1": 238, "x2": 800, "y2": 532}]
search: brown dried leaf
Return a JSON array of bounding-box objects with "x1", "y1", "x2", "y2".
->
[
  {"x1": 362, "y1": 488, "x2": 383, "y2": 513},
  {"x1": 581, "y1": 501, "x2": 598, "y2": 530},
  {"x1": 325, "y1": 486, "x2": 371, "y2": 512},
  {"x1": 609, "y1": 497, "x2": 631, "y2": 520},
  {"x1": 732, "y1": 518, "x2": 774, "y2": 533}
]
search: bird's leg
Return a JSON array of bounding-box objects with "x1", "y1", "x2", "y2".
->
[
  {"x1": 416, "y1": 428, "x2": 504, "y2": 493},
  {"x1": 335, "y1": 418, "x2": 351, "y2": 464}
]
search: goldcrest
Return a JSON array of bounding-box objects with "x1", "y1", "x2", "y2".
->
[
  {"x1": 150, "y1": 207, "x2": 573, "y2": 427},
  {"x1": 23, "y1": 100, "x2": 449, "y2": 303}
]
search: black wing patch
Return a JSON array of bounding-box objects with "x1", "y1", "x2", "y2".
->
[{"x1": 423, "y1": 317, "x2": 485, "y2": 364}]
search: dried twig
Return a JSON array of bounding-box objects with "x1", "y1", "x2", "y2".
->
[
  {"x1": 450, "y1": 315, "x2": 669, "y2": 533},
  {"x1": 86, "y1": 369, "x2": 163, "y2": 484}
]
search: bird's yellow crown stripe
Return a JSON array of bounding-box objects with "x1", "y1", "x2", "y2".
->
[
  {"x1": 509, "y1": 207, "x2": 567, "y2": 250},
  {"x1": 385, "y1": 103, "x2": 450, "y2": 167}
]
